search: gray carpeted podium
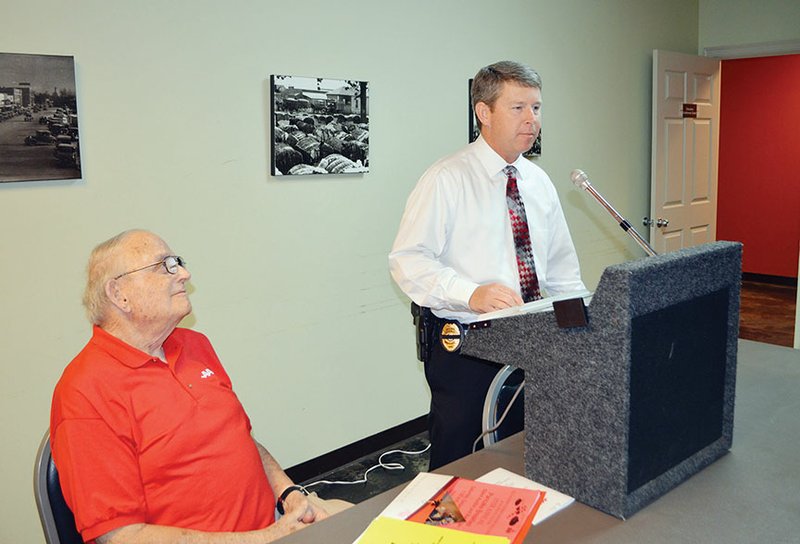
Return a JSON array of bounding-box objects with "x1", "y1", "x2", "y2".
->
[{"x1": 461, "y1": 241, "x2": 742, "y2": 519}]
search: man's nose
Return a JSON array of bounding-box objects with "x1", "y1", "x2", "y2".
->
[
  {"x1": 525, "y1": 107, "x2": 537, "y2": 123},
  {"x1": 177, "y1": 265, "x2": 191, "y2": 282}
]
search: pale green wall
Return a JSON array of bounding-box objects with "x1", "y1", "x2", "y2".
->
[
  {"x1": 699, "y1": 0, "x2": 800, "y2": 51},
  {"x1": 0, "y1": 1, "x2": 705, "y2": 541}
]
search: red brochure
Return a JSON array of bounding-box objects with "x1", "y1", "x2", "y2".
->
[{"x1": 405, "y1": 476, "x2": 545, "y2": 544}]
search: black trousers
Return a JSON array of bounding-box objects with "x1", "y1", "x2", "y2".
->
[{"x1": 423, "y1": 340, "x2": 524, "y2": 470}]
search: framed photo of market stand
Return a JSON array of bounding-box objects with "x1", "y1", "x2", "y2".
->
[{"x1": 270, "y1": 74, "x2": 369, "y2": 176}]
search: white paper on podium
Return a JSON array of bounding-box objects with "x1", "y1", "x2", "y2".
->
[
  {"x1": 377, "y1": 472, "x2": 454, "y2": 520},
  {"x1": 466, "y1": 289, "x2": 593, "y2": 323},
  {"x1": 476, "y1": 467, "x2": 575, "y2": 525}
]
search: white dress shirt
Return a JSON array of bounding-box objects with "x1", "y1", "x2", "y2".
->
[{"x1": 389, "y1": 136, "x2": 585, "y2": 322}]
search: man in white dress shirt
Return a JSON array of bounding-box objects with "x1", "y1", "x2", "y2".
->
[{"x1": 389, "y1": 61, "x2": 585, "y2": 468}]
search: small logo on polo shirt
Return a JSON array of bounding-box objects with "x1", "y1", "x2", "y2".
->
[{"x1": 200, "y1": 368, "x2": 215, "y2": 379}]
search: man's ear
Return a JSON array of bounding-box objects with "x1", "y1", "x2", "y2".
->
[
  {"x1": 474, "y1": 101, "x2": 491, "y2": 127},
  {"x1": 105, "y1": 279, "x2": 131, "y2": 314}
]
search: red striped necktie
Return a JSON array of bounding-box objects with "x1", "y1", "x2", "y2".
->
[{"x1": 504, "y1": 165, "x2": 542, "y2": 302}]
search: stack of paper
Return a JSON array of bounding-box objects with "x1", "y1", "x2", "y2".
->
[
  {"x1": 358, "y1": 516, "x2": 510, "y2": 544},
  {"x1": 471, "y1": 289, "x2": 592, "y2": 322},
  {"x1": 355, "y1": 469, "x2": 574, "y2": 543}
]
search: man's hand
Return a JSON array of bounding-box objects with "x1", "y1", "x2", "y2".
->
[
  {"x1": 469, "y1": 283, "x2": 524, "y2": 313},
  {"x1": 273, "y1": 501, "x2": 310, "y2": 535},
  {"x1": 283, "y1": 490, "x2": 330, "y2": 525}
]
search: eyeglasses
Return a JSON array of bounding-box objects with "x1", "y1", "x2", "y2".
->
[{"x1": 114, "y1": 256, "x2": 186, "y2": 280}]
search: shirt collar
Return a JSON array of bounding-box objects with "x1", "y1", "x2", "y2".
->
[
  {"x1": 163, "y1": 330, "x2": 184, "y2": 366},
  {"x1": 90, "y1": 325, "x2": 164, "y2": 368},
  {"x1": 472, "y1": 135, "x2": 524, "y2": 180}
]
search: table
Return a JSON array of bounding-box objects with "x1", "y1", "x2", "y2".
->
[{"x1": 276, "y1": 340, "x2": 800, "y2": 543}]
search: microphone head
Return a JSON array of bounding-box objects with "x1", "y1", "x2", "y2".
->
[{"x1": 570, "y1": 169, "x2": 590, "y2": 190}]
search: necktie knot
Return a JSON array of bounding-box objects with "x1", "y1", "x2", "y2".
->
[{"x1": 503, "y1": 165, "x2": 517, "y2": 180}]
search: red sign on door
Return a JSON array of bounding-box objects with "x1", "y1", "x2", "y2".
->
[{"x1": 682, "y1": 103, "x2": 698, "y2": 118}]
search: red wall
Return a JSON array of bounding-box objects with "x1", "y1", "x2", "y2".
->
[{"x1": 717, "y1": 54, "x2": 800, "y2": 278}]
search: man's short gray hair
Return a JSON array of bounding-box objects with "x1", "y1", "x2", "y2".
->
[
  {"x1": 471, "y1": 61, "x2": 542, "y2": 130},
  {"x1": 82, "y1": 230, "x2": 142, "y2": 325}
]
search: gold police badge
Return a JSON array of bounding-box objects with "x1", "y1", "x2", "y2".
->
[{"x1": 440, "y1": 322, "x2": 463, "y2": 353}]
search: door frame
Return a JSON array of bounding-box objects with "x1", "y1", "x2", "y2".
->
[{"x1": 703, "y1": 39, "x2": 800, "y2": 59}]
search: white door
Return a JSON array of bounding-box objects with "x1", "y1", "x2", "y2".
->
[{"x1": 649, "y1": 50, "x2": 721, "y2": 253}]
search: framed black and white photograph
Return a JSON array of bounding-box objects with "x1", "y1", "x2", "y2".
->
[
  {"x1": 270, "y1": 74, "x2": 369, "y2": 176},
  {"x1": 468, "y1": 78, "x2": 541, "y2": 157},
  {"x1": 0, "y1": 52, "x2": 81, "y2": 183}
]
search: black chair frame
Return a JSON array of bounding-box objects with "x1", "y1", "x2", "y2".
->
[{"x1": 34, "y1": 429, "x2": 83, "y2": 544}]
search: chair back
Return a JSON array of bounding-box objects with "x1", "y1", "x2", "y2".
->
[
  {"x1": 34, "y1": 430, "x2": 84, "y2": 544},
  {"x1": 481, "y1": 365, "x2": 524, "y2": 447}
]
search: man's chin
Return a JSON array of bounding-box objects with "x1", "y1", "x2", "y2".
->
[
  {"x1": 515, "y1": 136, "x2": 535, "y2": 151},
  {"x1": 177, "y1": 300, "x2": 192, "y2": 319}
]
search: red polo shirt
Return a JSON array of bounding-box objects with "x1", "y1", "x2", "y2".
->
[{"x1": 50, "y1": 326, "x2": 276, "y2": 542}]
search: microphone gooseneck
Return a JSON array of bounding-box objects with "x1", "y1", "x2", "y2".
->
[{"x1": 570, "y1": 169, "x2": 657, "y2": 257}]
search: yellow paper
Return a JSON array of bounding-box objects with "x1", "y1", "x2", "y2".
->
[{"x1": 358, "y1": 516, "x2": 510, "y2": 544}]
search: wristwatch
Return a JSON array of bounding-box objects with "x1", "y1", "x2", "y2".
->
[{"x1": 276, "y1": 484, "x2": 309, "y2": 515}]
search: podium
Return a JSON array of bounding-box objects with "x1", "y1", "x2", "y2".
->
[{"x1": 461, "y1": 241, "x2": 742, "y2": 519}]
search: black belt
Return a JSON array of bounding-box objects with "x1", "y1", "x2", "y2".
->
[{"x1": 411, "y1": 303, "x2": 491, "y2": 361}]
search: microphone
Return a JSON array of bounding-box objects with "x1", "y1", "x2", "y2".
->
[{"x1": 570, "y1": 169, "x2": 657, "y2": 257}]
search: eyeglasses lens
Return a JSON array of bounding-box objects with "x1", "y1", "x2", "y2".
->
[{"x1": 164, "y1": 256, "x2": 185, "y2": 274}]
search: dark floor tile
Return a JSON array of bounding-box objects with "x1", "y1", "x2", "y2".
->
[{"x1": 300, "y1": 433, "x2": 431, "y2": 504}]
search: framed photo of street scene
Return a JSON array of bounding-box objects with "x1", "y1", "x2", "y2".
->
[
  {"x1": 468, "y1": 78, "x2": 541, "y2": 157},
  {"x1": 0, "y1": 52, "x2": 82, "y2": 183},
  {"x1": 270, "y1": 74, "x2": 369, "y2": 176}
]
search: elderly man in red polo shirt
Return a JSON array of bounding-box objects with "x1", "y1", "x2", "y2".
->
[{"x1": 51, "y1": 229, "x2": 337, "y2": 544}]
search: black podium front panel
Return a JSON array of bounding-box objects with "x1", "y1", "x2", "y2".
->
[{"x1": 627, "y1": 288, "x2": 729, "y2": 493}]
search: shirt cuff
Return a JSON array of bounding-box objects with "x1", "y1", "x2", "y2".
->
[{"x1": 448, "y1": 278, "x2": 481, "y2": 312}]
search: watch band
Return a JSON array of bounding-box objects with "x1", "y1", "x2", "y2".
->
[{"x1": 276, "y1": 484, "x2": 308, "y2": 515}]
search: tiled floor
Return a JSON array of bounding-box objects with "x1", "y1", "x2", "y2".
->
[{"x1": 305, "y1": 279, "x2": 797, "y2": 505}]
